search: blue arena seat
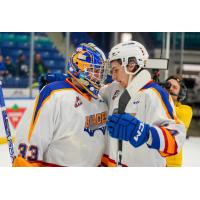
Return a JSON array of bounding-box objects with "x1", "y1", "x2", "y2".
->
[
  {"x1": 0, "y1": 41, "x2": 15, "y2": 48},
  {"x1": 16, "y1": 42, "x2": 30, "y2": 50},
  {"x1": 2, "y1": 77, "x2": 29, "y2": 88},
  {"x1": 44, "y1": 60, "x2": 56, "y2": 68}
]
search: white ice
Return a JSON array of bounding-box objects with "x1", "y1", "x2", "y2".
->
[{"x1": 0, "y1": 137, "x2": 200, "y2": 167}]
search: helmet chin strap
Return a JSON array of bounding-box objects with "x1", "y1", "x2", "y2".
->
[
  {"x1": 124, "y1": 65, "x2": 139, "y2": 87},
  {"x1": 128, "y1": 74, "x2": 133, "y2": 86}
]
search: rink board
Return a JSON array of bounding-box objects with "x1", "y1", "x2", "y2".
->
[{"x1": 0, "y1": 98, "x2": 35, "y2": 144}]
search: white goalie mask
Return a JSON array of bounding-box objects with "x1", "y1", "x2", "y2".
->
[{"x1": 108, "y1": 41, "x2": 149, "y2": 76}]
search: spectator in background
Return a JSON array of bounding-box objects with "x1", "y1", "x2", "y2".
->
[
  {"x1": 0, "y1": 54, "x2": 7, "y2": 78},
  {"x1": 34, "y1": 53, "x2": 48, "y2": 81},
  {"x1": 0, "y1": 54, "x2": 5, "y2": 70},
  {"x1": 165, "y1": 75, "x2": 193, "y2": 167},
  {"x1": 16, "y1": 53, "x2": 29, "y2": 77},
  {"x1": 5, "y1": 56, "x2": 16, "y2": 77}
]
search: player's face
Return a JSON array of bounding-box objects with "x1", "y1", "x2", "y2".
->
[
  {"x1": 126, "y1": 58, "x2": 138, "y2": 74},
  {"x1": 167, "y1": 79, "x2": 181, "y2": 102},
  {"x1": 111, "y1": 60, "x2": 129, "y2": 88}
]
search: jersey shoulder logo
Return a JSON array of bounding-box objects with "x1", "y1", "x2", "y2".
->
[{"x1": 74, "y1": 96, "x2": 82, "y2": 108}]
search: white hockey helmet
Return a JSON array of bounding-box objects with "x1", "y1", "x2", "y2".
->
[{"x1": 108, "y1": 41, "x2": 149, "y2": 75}]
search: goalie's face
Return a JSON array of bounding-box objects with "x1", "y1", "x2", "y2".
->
[
  {"x1": 86, "y1": 64, "x2": 105, "y2": 85},
  {"x1": 111, "y1": 60, "x2": 129, "y2": 88}
]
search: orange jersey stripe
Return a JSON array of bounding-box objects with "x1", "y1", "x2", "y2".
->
[
  {"x1": 160, "y1": 127, "x2": 177, "y2": 155},
  {"x1": 101, "y1": 154, "x2": 127, "y2": 167},
  {"x1": 65, "y1": 78, "x2": 92, "y2": 101},
  {"x1": 13, "y1": 156, "x2": 63, "y2": 167},
  {"x1": 101, "y1": 154, "x2": 116, "y2": 167}
]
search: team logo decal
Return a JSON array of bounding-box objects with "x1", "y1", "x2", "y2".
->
[
  {"x1": 84, "y1": 112, "x2": 107, "y2": 136},
  {"x1": 74, "y1": 96, "x2": 83, "y2": 108},
  {"x1": 7, "y1": 104, "x2": 26, "y2": 129},
  {"x1": 112, "y1": 90, "x2": 120, "y2": 100}
]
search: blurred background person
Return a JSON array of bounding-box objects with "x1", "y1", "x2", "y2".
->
[
  {"x1": 165, "y1": 75, "x2": 193, "y2": 167},
  {"x1": 34, "y1": 52, "x2": 48, "y2": 81},
  {"x1": 5, "y1": 56, "x2": 16, "y2": 77},
  {"x1": 16, "y1": 53, "x2": 29, "y2": 77},
  {"x1": 0, "y1": 54, "x2": 6, "y2": 78}
]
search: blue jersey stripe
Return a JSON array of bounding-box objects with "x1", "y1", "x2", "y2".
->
[
  {"x1": 143, "y1": 82, "x2": 174, "y2": 119},
  {"x1": 33, "y1": 81, "x2": 72, "y2": 123}
]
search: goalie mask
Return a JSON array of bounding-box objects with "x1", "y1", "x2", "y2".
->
[
  {"x1": 67, "y1": 43, "x2": 107, "y2": 99},
  {"x1": 108, "y1": 41, "x2": 149, "y2": 76}
]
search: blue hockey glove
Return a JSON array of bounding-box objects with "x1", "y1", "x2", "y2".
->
[{"x1": 106, "y1": 113, "x2": 150, "y2": 147}]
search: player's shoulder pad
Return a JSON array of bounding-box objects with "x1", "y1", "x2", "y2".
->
[
  {"x1": 33, "y1": 81, "x2": 73, "y2": 123},
  {"x1": 43, "y1": 80, "x2": 72, "y2": 93},
  {"x1": 142, "y1": 81, "x2": 170, "y2": 100},
  {"x1": 142, "y1": 81, "x2": 174, "y2": 119},
  {"x1": 39, "y1": 81, "x2": 73, "y2": 101}
]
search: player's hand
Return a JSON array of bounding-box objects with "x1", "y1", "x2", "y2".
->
[{"x1": 106, "y1": 113, "x2": 150, "y2": 147}]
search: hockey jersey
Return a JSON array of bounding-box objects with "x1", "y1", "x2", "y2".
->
[
  {"x1": 100, "y1": 70, "x2": 186, "y2": 167},
  {"x1": 14, "y1": 79, "x2": 108, "y2": 167}
]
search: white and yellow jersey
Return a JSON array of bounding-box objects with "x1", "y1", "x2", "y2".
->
[
  {"x1": 100, "y1": 70, "x2": 186, "y2": 167},
  {"x1": 14, "y1": 79, "x2": 108, "y2": 167}
]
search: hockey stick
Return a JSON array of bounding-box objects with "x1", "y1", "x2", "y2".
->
[
  {"x1": 116, "y1": 70, "x2": 151, "y2": 166},
  {"x1": 0, "y1": 81, "x2": 15, "y2": 163}
]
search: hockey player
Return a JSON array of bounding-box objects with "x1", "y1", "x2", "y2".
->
[
  {"x1": 13, "y1": 43, "x2": 108, "y2": 167},
  {"x1": 100, "y1": 41, "x2": 186, "y2": 167},
  {"x1": 165, "y1": 75, "x2": 193, "y2": 167}
]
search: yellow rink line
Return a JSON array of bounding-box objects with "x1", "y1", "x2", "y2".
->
[{"x1": 0, "y1": 137, "x2": 15, "y2": 145}]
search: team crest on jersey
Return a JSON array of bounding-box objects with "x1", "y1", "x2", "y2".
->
[
  {"x1": 84, "y1": 112, "x2": 107, "y2": 136},
  {"x1": 74, "y1": 96, "x2": 82, "y2": 108},
  {"x1": 112, "y1": 90, "x2": 120, "y2": 100}
]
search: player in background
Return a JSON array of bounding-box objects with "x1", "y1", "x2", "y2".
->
[
  {"x1": 165, "y1": 75, "x2": 193, "y2": 167},
  {"x1": 13, "y1": 43, "x2": 108, "y2": 167},
  {"x1": 100, "y1": 41, "x2": 186, "y2": 167}
]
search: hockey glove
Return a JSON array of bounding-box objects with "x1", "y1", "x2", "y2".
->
[{"x1": 106, "y1": 113, "x2": 150, "y2": 147}]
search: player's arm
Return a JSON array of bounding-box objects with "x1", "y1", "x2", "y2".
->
[
  {"x1": 106, "y1": 90, "x2": 186, "y2": 157},
  {"x1": 144, "y1": 90, "x2": 186, "y2": 157}
]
